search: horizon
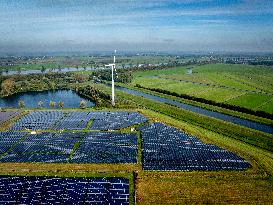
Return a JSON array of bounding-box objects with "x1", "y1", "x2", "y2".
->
[{"x1": 0, "y1": 0, "x2": 273, "y2": 54}]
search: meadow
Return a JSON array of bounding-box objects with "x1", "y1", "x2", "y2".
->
[{"x1": 131, "y1": 64, "x2": 273, "y2": 114}]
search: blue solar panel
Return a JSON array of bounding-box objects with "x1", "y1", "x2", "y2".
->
[
  {"x1": 0, "y1": 132, "x2": 81, "y2": 163},
  {"x1": 0, "y1": 131, "x2": 137, "y2": 164},
  {"x1": 71, "y1": 132, "x2": 138, "y2": 164},
  {"x1": 11, "y1": 111, "x2": 64, "y2": 130},
  {"x1": 0, "y1": 112, "x2": 20, "y2": 125},
  {"x1": 10, "y1": 111, "x2": 148, "y2": 131},
  {"x1": 0, "y1": 132, "x2": 27, "y2": 154},
  {"x1": 0, "y1": 176, "x2": 129, "y2": 205},
  {"x1": 140, "y1": 123, "x2": 251, "y2": 171},
  {"x1": 89, "y1": 111, "x2": 148, "y2": 130},
  {"x1": 54, "y1": 112, "x2": 93, "y2": 130}
]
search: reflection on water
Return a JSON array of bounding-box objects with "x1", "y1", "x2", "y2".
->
[{"x1": 0, "y1": 90, "x2": 95, "y2": 108}]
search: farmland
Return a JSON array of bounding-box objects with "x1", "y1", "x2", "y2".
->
[{"x1": 131, "y1": 64, "x2": 273, "y2": 114}]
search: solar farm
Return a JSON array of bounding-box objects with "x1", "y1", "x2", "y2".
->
[
  {"x1": 10, "y1": 111, "x2": 148, "y2": 131},
  {"x1": 139, "y1": 123, "x2": 250, "y2": 171},
  {"x1": 0, "y1": 176, "x2": 129, "y2": 204},
  {"x1": 0, "y1": 110, "x2": 255, "y2": 204}
]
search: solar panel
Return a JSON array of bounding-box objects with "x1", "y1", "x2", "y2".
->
[
  {"x1": 0, "y1": 132, "x2": 81, "y2": 163},
  {"x1": 11, "y1": 111, "x2": 64, "y2": 130},
  {"x1": 71, "y1": 132, "x2": 138, "y2": 164},
  {"x1": 54, "y1": 112, "x2": 93, "y2": 130},
  {"x1": 0, "y1": 131, "x2": 137, "y2": 164},
  {"x1": 89, "y1": 111, "x2": 148, "y2": 130},
  {"x1": 0, "y1": 131, "x2": 27, "y2": 154},
  {"x1": 0, "y1": 176, "x2": 129, "y2": 205},
  {"x1": 10, "y1": 111, "x2": 148, "y2": 131},
  {"x1": 140, "y1": 123, "x2": 251, "y2": 171},
  {"x1": 0, "y1": 112, "x2": 20, "y2": 124}
]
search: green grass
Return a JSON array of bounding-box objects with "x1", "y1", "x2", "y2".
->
[
  {"x1": 130, "y1": 63, "x2": 273, "y2": 114},
  {"x1": 196, "y1": 87, "x2": 245, "y2": 102},
  {"x1": 259, "y1": 99, "x2": 273, "y2": 114},
  {"x1": 227, "y1": 93, "x2": 273, "y2": 110}
]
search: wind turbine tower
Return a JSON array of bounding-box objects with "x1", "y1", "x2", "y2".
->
[{"x1": 105, "y1": 50, "x2": 116, "y2": 106}]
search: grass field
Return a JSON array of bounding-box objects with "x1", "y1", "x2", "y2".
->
[{"x1": 131, "y1": 64, "x2": 273, "y2": 114}]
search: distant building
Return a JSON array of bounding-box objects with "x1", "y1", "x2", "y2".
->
[{"x1": 187, "y1": 67, "x2": 192, "y2": 75}]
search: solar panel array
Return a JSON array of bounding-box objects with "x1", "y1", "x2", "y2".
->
[
  {"x1": 0, "y1": 132, "x2": 81, "y2": 163},
  {"x1": 54, "y1": 112, "x2": 93, "y2": 130},
  {"x1": 10, "y1": 111, "x2": 148, "y2": 131},
  {"x1": 71, "y1": 132, "x2": 138, "y2": 163},
  {"x1": 140, "y1": 123, "x2": 251, "y2": 171},
  {"x1": 11, "y1": 111, "x2": 64, "y2": 130},
  {"x1": 0, "y1": 176, "x2": 129, "y2": 205},
  {"x1": 0, "y1": 132, "x2": 137, "y2": 164},
  {"x1": 89, "y1": 111, "x2": 148, "y2": 130},
  {"x1": 0, "y1": 132, "x2": 27, "y2": 154},
  {"x1": 0, "y1": 112, "x2": 20, "y2": 124}
]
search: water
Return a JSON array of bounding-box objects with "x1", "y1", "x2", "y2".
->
[
  {"x1": 116, "y1": 86, "x2": 273, "y2": 134},
  {"x1": 0, "y1": 90, "x2": 95, "y2": 108},
  {"x1": 2, "y1": 65, "x2": 131, "y2": 76},
  {"x1": 2, "y1": 67, "x2": 96, "y2": 76}
]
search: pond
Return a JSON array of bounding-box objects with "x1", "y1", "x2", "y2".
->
[{"x1": 0, "y1": 90, "x2": 95, "y2": 108}]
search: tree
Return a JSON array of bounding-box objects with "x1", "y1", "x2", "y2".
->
[
  {"x1": 38, "y1": 101, "x2": 44, "y2": 108},
  {"x1": 80, "y1": 100, "x2": 86, "y2": 109},
  {"x1": 17, "y1": 67, "x2": 21, "y2": 74},
  {"x1": 1, "y1": 79, "x2": 14, "y2": 96},
  {"x1": 74, "y1": 74, "x2": 86, "y2": 83},
  {"x1": 49, "y1": 100, "x2": 56, "y2": 108},
  {"x1": 18, "y1": 100, "x2": 25, "y2": 108},
  {"x1": 41, "y1": 66, "x2": 46, "y2": 73},
  {"x1": 58, "y1": 65, "x2": 62, "y2": 72},
  {"x1": 58, "y1": 101, "x2": 64, "y2": 109}
]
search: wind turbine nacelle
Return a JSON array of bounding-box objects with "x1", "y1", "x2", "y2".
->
[{"x1": 105, "y1": 64, "x2": 115, "y2": 67}]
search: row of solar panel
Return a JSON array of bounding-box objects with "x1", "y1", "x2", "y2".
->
[
  {"x1": 0, "y1": 112, "x2": 20, "y2": 124},
  {"x1": 0, "y1": 132, "x2": 138, "y2": 164},
  {"x1": 139, "y1": 122, "x2": 251, "y2": 171},
  {"x1": 0, "y1": 176, "x2": 129, "y2": 205},
  {"x1": 10, "y1": 111, "x2": 148, "y2": 131}
]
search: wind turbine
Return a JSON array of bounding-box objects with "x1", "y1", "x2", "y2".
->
[{"x1": 105, "y1": 50, "x2": 116, "y2": 106}]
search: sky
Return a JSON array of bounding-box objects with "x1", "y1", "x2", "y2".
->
[{"x1": 0, "y1": 0, "x2": 273, "y2": 54}]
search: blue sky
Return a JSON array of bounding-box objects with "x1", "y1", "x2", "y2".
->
[{"x1": 0, "y1": 0, "x2": 272, "y2": 53}]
